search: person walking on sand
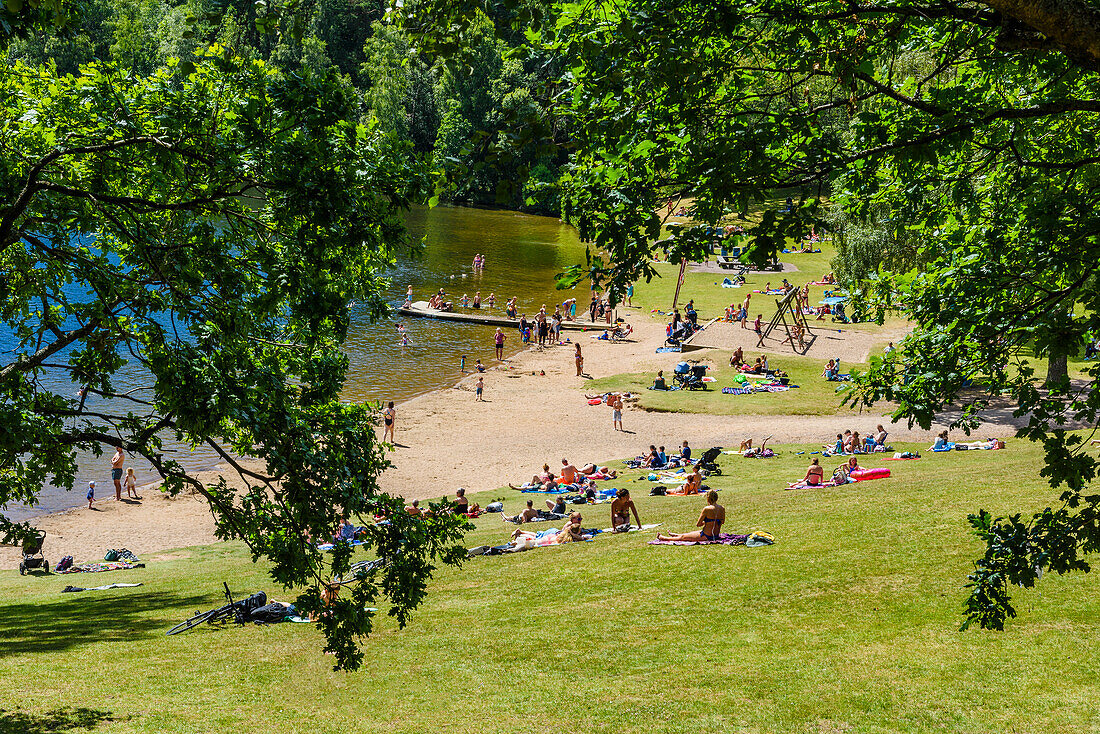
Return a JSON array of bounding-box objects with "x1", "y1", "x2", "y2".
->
[
  {"x1": 87, "y1": 481, "x2": 95, "y2": 509},
  {"x1": 475, "y1": 376, "x2": 485, "y2": 401},
  {"x1": 575, "y1": 343, "x2": 584, "y2": 376},
  {"x1": 383, "y1": 401, "x2": 396, "y2": 443},
  {"x1": 111, "y1": 446, "x2": 125, "y2": 501},
  {"x1": 494, "y1": 328, "x2": 505, "y2": 360},
  {"x1": 625, "y1": 282, "x2": 634, "y2": 307},
  {"x1": 124, "y1": 467, "x2": 140, "y2": 499},
  {"x1": 754, "y1": 314, "x2": 763, "y2": 337},
  {"x1": 610, "y1": 393, "x2": 624, "y2": 431}
]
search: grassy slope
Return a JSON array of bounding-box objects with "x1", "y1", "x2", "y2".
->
[
  {"x1": 586, "y1": 352, "x2": 863, "y2": 416},
  {"x1": 3, "y1": 441, "x2": 1099, "y2": 734}
]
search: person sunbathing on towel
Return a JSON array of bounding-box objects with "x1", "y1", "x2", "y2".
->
[
  {"x1": 643, "y1": 445, "x2": 661, "y2": 468},
  {"x1": 611, "y1": 488, "x2": 642, "y2": 532},
  {"x1": 932, "y1": 430, "x2": 949, "y2": 450},
  {"x1": 502, "y1": 499, "x2": 540, "y2": 524},
  {"x1": 555, "y1": 513, "x2": 586, "y2": 543},
  {"x1": 681, "y1": 465, "x2": 704, "y2": 494},
  {"x1": 510, "y1": 512, "x2": 585, "y2": 547},
  {"x1": 560, "y1": 459, "x2": 580, "y2": 485},
  {"x1": 656, "y1": 491, "x2": 725, "y2": 542},
  {"x1": 741, "y1": 435, "x2": 772, "y2": 457},
  {"x1": 546, "y1": 496, "x2": 568, "y2": 513},
  {"x1": 802, "y1": 458, "x2": 824, "y2": 486},
  {"x1": 729, "y1": 346, "x2": 744, "y2": 368},
  {"x1": 509, "y1": 472, "x2": 557, "y2": 491},
  {"x1": 956, "y1": 438, "x2": 1006, "y2": 450},
  {"x1": 832, "y1": 456, "x2": 859, "y2": 483},
  {"x1": 405, "y1": 499, "x2": 426, "y2": 517},
  {"x1": 580, "y1": 463, "x2": 618, "y2": 479}
]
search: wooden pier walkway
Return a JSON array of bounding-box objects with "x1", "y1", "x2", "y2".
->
[{"x1": 396, "y1": 301, "x2": 602, "y2": 331}]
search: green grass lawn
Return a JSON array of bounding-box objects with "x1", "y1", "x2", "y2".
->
[
  {"x1": 627, "y1": 236, "x2": 910, "y2": 337},
  {"x1": 3, "y1": 440, "x2": 1099, "y2": 734},
  {"x1": 587, "y1": 352, "x2": 867, "y2": 416}
]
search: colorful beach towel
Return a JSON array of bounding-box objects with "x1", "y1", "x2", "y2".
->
[
  {"x1": 786, "y1": 480, "x2": 847, "y2": 490},
  {"x1": 58, "y1": 560, "x2": 145, "y2": 574}
]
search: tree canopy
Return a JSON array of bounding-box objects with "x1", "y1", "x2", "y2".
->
[
  {"x1": 0, "y1": 46, "x2": 469, "y2": 670},
  {"x1": 400, "y1": 0, "x2": 1100, "y2": 629}
]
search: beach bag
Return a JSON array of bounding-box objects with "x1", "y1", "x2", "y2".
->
[
  {"x1": 956, "y1": 444, "x2": 969, "y2": 450},
  {"x1": 103, "y1": 549, "x2": 119, "y2": 562},
  {"x1": 486, "y1": 502, "x2": 503, "y2": 513},
  {"x1": 56, "y1": 556, "x2": 73, "y2": 572},
  {"x1": 746, "y1": 532, "x2": 775, "y2": 547},
  {"x1": 649, "y1": 486, "x2": 667, "y2": 496},
  {"x1": 248, "y1": 603, "x2": 291, "y2": 624}
]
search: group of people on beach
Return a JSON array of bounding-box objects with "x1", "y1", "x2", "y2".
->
[
  {"x1": 86, "y1": 446, "x2": 141, "y2": 510},
  {"x1": 824, "y1": 425, "x2": 891, "y2": 455}
]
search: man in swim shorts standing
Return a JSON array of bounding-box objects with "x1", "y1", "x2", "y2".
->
[
  {"x1": 610, "y1": 393, "x2": 624, "y2": 431},
  {"x1": 111, "y1": 446, "x2": 125, "y2": 501}
]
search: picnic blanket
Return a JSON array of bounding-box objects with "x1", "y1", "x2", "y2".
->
[
  {"x1": 58, "y1": 560, "x2": 145, "y2": 574},
  {"x1": 649, "y1": 533, "x2": 749, "y2": 546},
  {"x1": 601, "y1": 523, "x2": 661, "y2": 534},
  {"x1": 62, "y1": 583, "x2": 143, "y2": 593},
  {"x1": 786, "y1": 479, "x2": 847, "y2": 490}
]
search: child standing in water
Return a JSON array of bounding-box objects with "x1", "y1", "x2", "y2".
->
[{"x1": 460, "y1": 355, "x2": 467, "y2": 373}]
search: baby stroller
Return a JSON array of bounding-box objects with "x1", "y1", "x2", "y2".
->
[
  {"x1": 666, "y1": 321, "x2": 696, "y2": 346},
  {"x1": 697, "y1": 446, "x2": 723, "y2": 476},
  {"x1": 19, "y1": 532, "x2": 49, "y2": 575},
  {"x1": 673, "y1": 362, "x2": 709, "y2": 390}
]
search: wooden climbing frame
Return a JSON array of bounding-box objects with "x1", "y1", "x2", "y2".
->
[{"x1": 757, "y1": 288, "x2": 813, "y2": 352}]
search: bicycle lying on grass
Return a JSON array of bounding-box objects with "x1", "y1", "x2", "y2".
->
[
  {"x1": 166, "y1": 582, "x2": 268, "y2": 636},
  {"x1": 165, "y1": 559, "x2": 385, "y2": 635}
]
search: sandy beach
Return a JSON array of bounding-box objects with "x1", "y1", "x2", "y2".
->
[{"x1": 0, "y1": 308, "x2": 1003, "y2": 569}]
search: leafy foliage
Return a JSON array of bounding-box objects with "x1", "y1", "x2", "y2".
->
[
  {"x1": 399, "y1": 0, "x2": 1100, "y2": 628},
  {"x1": 0, "y1": 48, "x2": 468, "y2": 670}
]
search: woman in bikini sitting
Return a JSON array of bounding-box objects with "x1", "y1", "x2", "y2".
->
[
  {"x1": 802, "y1": 458, "x2": 824, "y2": 486},
  {"x1": 681, "y1": 465, "x2": 704, "y2": 495},
  {"x1": 656, "y1": 491, "x2": 725, "y2": 542},
  {"x1": 833, "y1": 456, "x2": 860, "y2": 483}
]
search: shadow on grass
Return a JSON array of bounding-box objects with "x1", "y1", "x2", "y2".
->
[
  {"x1": 0, "y1": 706, "x2": 116, "y2": 733},
  {"x1": 0, "y1": 591, "x2": 212, "y2": 657}
]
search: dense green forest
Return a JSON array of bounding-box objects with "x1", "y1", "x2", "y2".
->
[{"x1": 1, "y1": 0, "x2": 566, "y2": 214}]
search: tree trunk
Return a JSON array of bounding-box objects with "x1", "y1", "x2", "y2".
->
[{"x1": 1046, "y1": 353, "x2": 1069, "y2": 387}]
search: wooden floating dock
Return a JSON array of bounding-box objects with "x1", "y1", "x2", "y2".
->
[{"x1": 396, "y1": 302, "x2": 605, "y2": 331}]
